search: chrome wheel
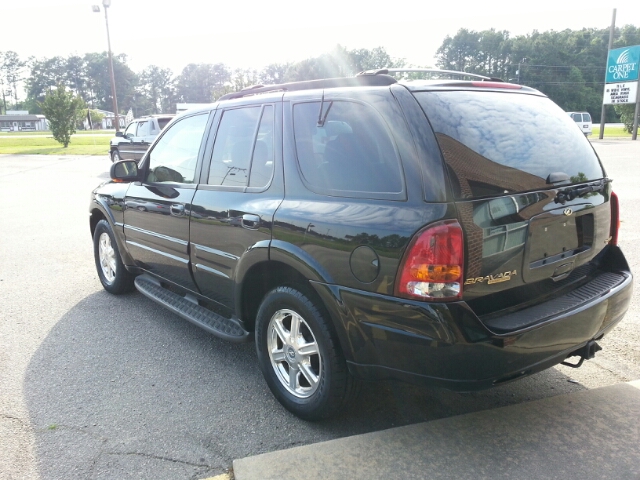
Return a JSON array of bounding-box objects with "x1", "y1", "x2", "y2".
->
[
  {"x1": 267, "y1": 308, "x2": 321, "y2": 398},
  {"x1": 111, "y1": 150, "x2": 120, "y2": 162},
  {"x1": 98, "y1": 232, "x2": 117, "y2": 283}
]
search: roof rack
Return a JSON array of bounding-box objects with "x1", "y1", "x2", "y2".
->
[
  {"x1": 217, "y1": 75, "x2": 397, "y2": 101},
  {"x1": 357, "y1": 68, "x2": 503, "y2": 82}
]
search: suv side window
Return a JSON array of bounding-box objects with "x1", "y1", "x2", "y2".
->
[
  {"x1": 293, "y1": 100, "x2": 403, "y2": 196},
  {"x1": 249, "y1": 105, "x2": 274, "y2": 188},
  {"x1": 208, "y1": 106, "x2": 274, "y2": 187},
  {"x1": 145, "y1": 113, "x2": 209, "y2": 184},
  {"x1": 137, "y1": 120, "x2": 151, "y2": 137},
  {"x1": 124, "y1": 121, "x2": 137, "y2": 138}
]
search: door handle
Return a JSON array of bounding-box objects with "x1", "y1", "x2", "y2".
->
[
  {"x1": 242, "y1": 214, "x2": 260, "y2": 229},
  {"x1": 170, "y1": 204, "x2": 185, "y2": 216}
]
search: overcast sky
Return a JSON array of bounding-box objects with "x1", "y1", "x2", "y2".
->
[{"x1": 1, "y1": 1, "x2": 637, "y2": 75}]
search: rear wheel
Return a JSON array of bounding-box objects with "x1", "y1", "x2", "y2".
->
[
  {"x1": 255, "y1": 286, "x2": 358, "y2": 420},
  {"x1": 93, "y1": 219, "x2": 135, "y2": 294}
]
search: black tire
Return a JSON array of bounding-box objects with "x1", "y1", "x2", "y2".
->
[
  {"x1": 111, "y1": 149, "x2": 121, "y2": 163},
  {"x1": 255, "y1": 286, "x2": 358, "y2": 420},
  {"x1": 93, "y1": 219, "x2": 135, "y2": 294}
]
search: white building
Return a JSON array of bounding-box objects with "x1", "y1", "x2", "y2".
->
[{"x1": 0, "y1": 110, "x2": 48, "y2": 131}]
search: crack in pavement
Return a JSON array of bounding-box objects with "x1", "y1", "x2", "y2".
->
[
  {"x1": 0, "y1": 413, "x2": 30, "y2": 427},
  {"x1": 102, "y1": 451, "x2": 214, "y2": 468}
]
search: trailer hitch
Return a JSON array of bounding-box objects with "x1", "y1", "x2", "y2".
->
[{"x1": 561, "y1": 340, "x2": 602, "y2": 368}]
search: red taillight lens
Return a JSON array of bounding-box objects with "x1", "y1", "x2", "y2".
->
[
  {"x1": 395, "y1": 220, "x2": 464, "y2": 301},
  {"x1": 610, "y1": 191, "x2": 620, "y2": 246}
]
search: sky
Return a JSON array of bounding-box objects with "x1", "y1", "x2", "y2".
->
[{"x1": 1, "y1": 1, "x2": 638, "y2": 77}]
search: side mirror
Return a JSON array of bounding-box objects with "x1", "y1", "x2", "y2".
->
[
  {"x1": 110, "y1": 160, "x2": 139, "y2": 182},
  {"x1": 115, "y1": 131, "x2": 124, "y2": 137}
]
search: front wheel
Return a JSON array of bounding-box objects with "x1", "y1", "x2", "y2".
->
[
  {"x1": 111, "y1": 149, "x2": 121, "y2": 162},
  {"x1": 255, "y1": 286, "x2": 358, "y2": 420},
  {"x1": 93, "y1": 219, "x2": 135, "y2": 294}
]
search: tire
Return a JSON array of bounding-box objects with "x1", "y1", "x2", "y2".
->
[
  {"x1": 111, "y1": 149, "x2": 121, "y2": 163},
  {"x1": 255, "y1": 286, "x2": 358, "y2": 420},
  {"x1": 93, "y1": 219, "x2": 135, "y2": 294}
]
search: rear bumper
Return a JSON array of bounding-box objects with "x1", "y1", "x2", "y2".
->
[{"x1": 312, "y1": 246, "x2": 632, "y2": 391}]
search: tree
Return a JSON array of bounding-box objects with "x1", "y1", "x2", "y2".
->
[
  {"x1": 281, "y1": 46, "x2": 405, "y2": 82},
  {"x1": 84, "y1": 52, "x2": 136, "y2": 112},
  {"x1": 83, "y1": 109, "x2": 105, "y2": 130},
  {"x1": 137, "y1": 65, "x2": 176, "y2": 114},
  {"x1": 25, "y1": 56, "x2": 68, "y2": 110},
  {"x1": 614, "y1": 104, "x2": 638, "y2": 134},
  {"x1": 1, "y1": 51, "x2": 27, "y2": 107},
  {"x1": 176, "y1": 63, "x2": 230, "y2": 103},
  {"x1": 434, "y1": 26, "x2": 640, "y2": 122},
  {"x1": 258, "y1": 63, "x2": 291, "y2": 85},
  {"x1": 40, "y1": 84, "x2": 85, "y2": 147}
]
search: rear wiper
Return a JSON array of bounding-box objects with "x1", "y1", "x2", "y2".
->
[{"x1": 554, "y1": 178, "x2": 611, "y2": 204}]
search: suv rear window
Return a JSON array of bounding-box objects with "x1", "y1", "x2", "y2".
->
[{"x1": 415, "y1": 91, "x2": 604, "y2": 199}]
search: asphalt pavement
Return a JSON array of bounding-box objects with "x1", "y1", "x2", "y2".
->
[{"x1": 1, "y1": 140, "x2": 639, "y2": 479}]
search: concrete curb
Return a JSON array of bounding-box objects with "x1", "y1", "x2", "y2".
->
[{"x1": 233, "y1": 381, "x2": 640, "y2": 480}]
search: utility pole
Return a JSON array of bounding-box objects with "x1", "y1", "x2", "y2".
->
[
  {"x1": 93, "y1": 1, "x2": 120, "y2": 132},
  {"x1": 599, "y1": 9, "x2": 616, "y2": 140}
]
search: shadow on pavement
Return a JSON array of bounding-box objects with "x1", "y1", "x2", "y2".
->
[{"x1": 25, "y1": 290, "x2": 586, "y2": 478}]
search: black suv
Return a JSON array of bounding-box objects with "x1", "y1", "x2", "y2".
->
[
  {"x1": 90, "y1": 69, "x2": 633, "y2": 420},
  {"x1": 109, "y1": 114, "x2": 174, "y2": 162}
]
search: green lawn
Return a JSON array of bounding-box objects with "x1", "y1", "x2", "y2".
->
[
  {"x1": 0, "y1": 130, "x2": 115, "y2": 136},
  {"x1": 591, "y1": 126, "x2": 632, "y2": 138},
  {"x1": 0, "y1": 134, "x2": 110, "y2": 155}
]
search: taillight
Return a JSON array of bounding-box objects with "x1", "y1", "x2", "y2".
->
[
  {"x1": 395, "y1": 220, "x2": 464, "y2": 301},
  {"x1": 610, "y1": 191, "x2": 620, "y2": 246}
]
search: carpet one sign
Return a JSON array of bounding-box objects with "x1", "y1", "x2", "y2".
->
[{"x1": 603, "y1": 46, "x2": 640, "y2": 105}]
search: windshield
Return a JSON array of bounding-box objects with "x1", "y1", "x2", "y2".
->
[{"x1": 415, "y1": 91, "x2": 604, "y2": 199}]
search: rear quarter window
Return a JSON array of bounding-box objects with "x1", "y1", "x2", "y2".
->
[
  {"x1": 293, "y1": 100, "x2": 404, "y2": 199},
  {"x1": 415, "y1": 91, "x2": 604, "y2": 199}
]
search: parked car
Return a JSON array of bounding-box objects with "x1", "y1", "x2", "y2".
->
[
  {"x1": 109, "y1": 114, "x2": 174, "y2": 162},
  {"x1": 567, "y1": 111, "x2": 593, "y2": 136},
  {"x1": 90, "y1": 70, "x2": 632, "y2": 420}
]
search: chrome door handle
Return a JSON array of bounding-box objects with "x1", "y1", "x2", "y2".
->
[
  {"x1": 242, "y1": 214, "x2": 260, "y2": 229},
  {"x1": 170, "y1": 204, "x2": 185, "y2": 216}
]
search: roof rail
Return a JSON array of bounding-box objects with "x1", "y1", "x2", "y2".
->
[
  {"x1": 218, "y1": 75, "x2": 397, "y2": 101},
  {"x1": 357, "y1": 68, "x2": 503, "y2": 82}
]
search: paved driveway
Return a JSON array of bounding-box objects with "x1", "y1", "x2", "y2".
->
[{"x1": 1, "y1": 144, "x2": 638, "y2": 479}]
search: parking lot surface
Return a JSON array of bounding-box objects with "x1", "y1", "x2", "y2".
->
[{"x1": 1, "y1": 141, "x2": 639, "y2": 479}]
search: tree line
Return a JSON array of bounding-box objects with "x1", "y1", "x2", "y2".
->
[
  {"x1": 436, "y1": 24, "x2": 640, "y2": 123},
  {"x1": 1, "y1": 24, "x2": 639, "y2": 125},
  {"x1": 0, "y1": 46, "x2": 402, "y2": 119}
]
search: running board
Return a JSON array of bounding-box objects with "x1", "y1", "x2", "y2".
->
[{"x1": 134, "y1": 274, "x2": 250, "y2": 343}]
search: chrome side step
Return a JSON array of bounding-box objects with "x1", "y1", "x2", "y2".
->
[{"x1": 134, "y1": 274, "x2": 250, "y2": 343}]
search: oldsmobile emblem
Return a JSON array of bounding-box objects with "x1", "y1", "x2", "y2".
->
[{"x1": 563, "y1": 208, "x2": 573, "y2": 216}]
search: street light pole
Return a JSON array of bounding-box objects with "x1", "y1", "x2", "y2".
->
[
  {"x1": 517, "y1": 58, "x2": 528, "y2": 85},
  {"x1": 94, "y1": 0, "x2": 120, "y2": 132}
]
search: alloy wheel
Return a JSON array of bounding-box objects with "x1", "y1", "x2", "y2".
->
[
  {"x1": 267, "y1": 308, "x2": 322, "y2": 398},
  {"x1": 98, "y1": 232, "x2": 117, "y2": 283}
]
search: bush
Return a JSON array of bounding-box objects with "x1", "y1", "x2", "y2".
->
[{"x1": 613, "y1": 104, "x2": 639, "y2": 134}]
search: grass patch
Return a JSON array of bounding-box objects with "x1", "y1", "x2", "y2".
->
[
  {"x1": 591, "y1": 126, "x2": 632, "y2": 137},
  {"x1": 0, "y1": 134, "x2": 110, "y2": 155},
  {"x1": 0, "y1": 130, "x2": 115, "y2": 136}
]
